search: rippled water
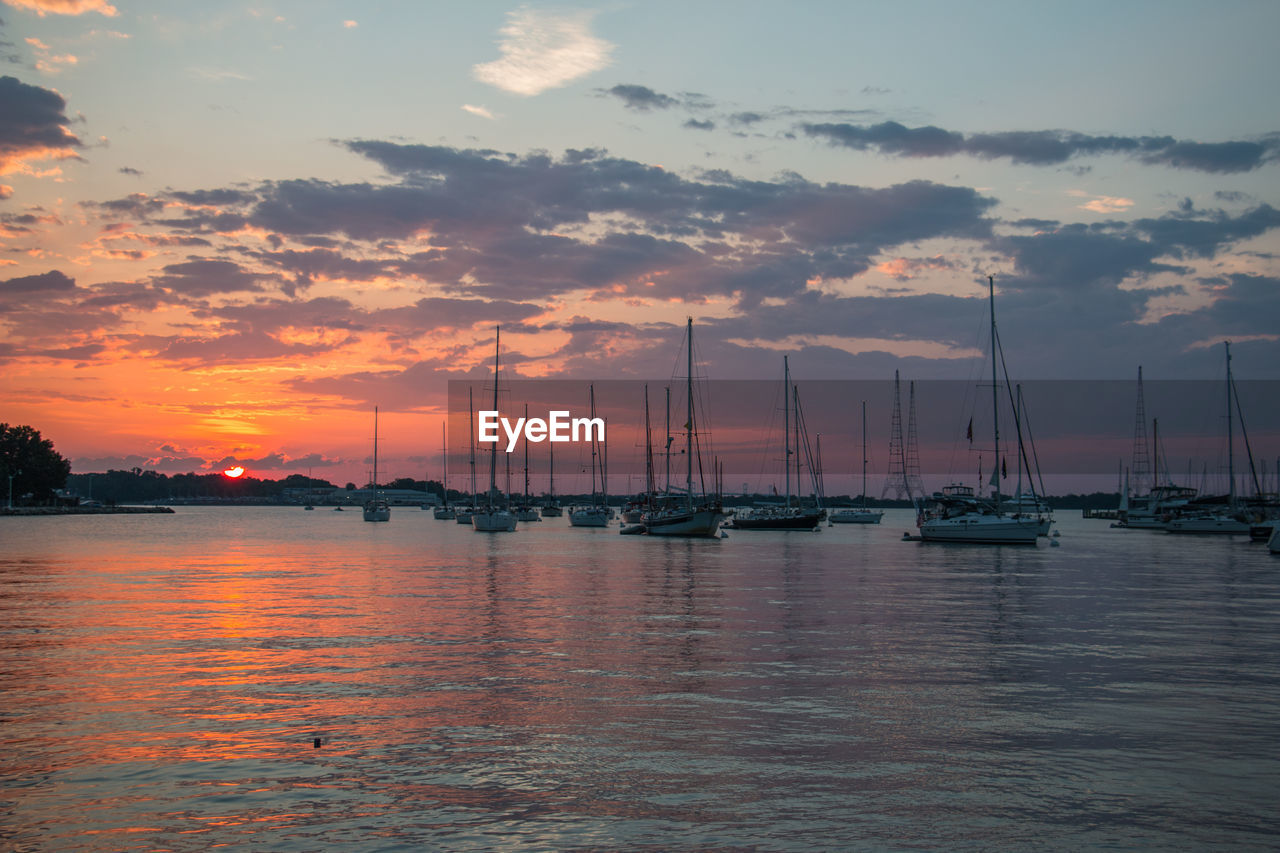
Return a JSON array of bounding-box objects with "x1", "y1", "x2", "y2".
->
[{"x1": 2, "y1": 507, "x2": 1279, "y2": 850}]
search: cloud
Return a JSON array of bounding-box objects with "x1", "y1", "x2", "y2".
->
[
  {"x1": 473, "y1": 6, "x2": 613, "y2": 96},
  {"x1": 0, "y1": 74, "x2": 83, "y2": 177},
  {"x1": 342, "y1": 19, "x2": 357, "y2": 29},
  {"x1": 3, "y1": 0, "x2": 118, "y2": 16},
  {"x1": 803, "y1": 121, "x2": 1280, "y2": 173},
  {"x1": 149, "y1": 258, "x2": 274, "y2": 296},
  {"x1": 462, "y1": 103, "x2": 496, "y2": 120},
  {"x1": 604, "y1": 84, "x2": 678, "y2": 111}
]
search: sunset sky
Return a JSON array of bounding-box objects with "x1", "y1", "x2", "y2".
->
[{"x1": 2, "y1": 0, "x2": 1278, "y2": 490}]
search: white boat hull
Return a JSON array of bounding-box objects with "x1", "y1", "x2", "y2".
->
[
  {"x1": 569, "y1": 507, "x2": 610, "y2": 527},
  {"x1": 642, "y1": 507, "x2": 726, "y2": 538},
  {"x1": 362, "y1": 502, "x2": 390, "y2": 522},
  {"x1": 830, "y1": 509, "x2": 884, "y2": 524},
  {"x1": 919, "y1": 514, "x2": 1040, "y2": 544},
  {"x1": 1166, "y1": 514, "x2": 1251, "y2": 534},
  {"x1": 472, "y1": 510, "x2": 516, "y2": 532}
]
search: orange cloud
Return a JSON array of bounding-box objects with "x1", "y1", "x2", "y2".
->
[{"x1": 4, "y1": 0, "x2": 118, "y2": 15}]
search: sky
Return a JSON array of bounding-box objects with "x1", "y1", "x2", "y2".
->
[{"x1": 2, "y1": 0, "x2": 1278, "y2": 492}]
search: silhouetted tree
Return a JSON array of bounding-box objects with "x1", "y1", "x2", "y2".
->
[{"x1": 1, "y1": 424, "x2": 71, "y2": 505}]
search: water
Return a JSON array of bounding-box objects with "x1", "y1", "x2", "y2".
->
[{"x1": 2, "y1": 507, "x2": 1278, "y2": 850}]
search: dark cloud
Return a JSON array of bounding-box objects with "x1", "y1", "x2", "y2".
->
[
  {"x1": 0, "y1": 268, "x2": 76, "y2": 296},
  {"x1": 803, "y1": 121, "x2": 1280, "y2": 173},
  {"x1": 149, "y1": 259, "x2": 273, "y2": 296},
  {"x1": 0, "y1": 75, "x2": 83, "y2": 175},
  {"x1": 603, "y1": 84, "x2": 679, "y2": 111},
  {"x1": 684, "y1": 118, "x2": 715, "y2": 131}
]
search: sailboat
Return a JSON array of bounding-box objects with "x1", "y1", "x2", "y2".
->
[
  {"x1": 514, "y1": 403, "x2": 542, "y2": 522},
  {"x1": 640, "y1": 318, "x2": 727, "y2": 537},
  {"x1": 831, "y1": 401, "x2": 884, "y2": 524},
  {"x1": 472, "y1": 326, "x2": 517, "y2": 532},
  {"x1": 1167, "y1": 341, "x2": 1252, "y2": 534},
  {"x1": 733, "y1": 355, "x2": 826, "y2": 530},
  {"x1": 433, "y1": 420, "x2": 456, "y2": 519},
  {"x1": 362, "y1": 407, "x2": 391, "y2": 522},
  {"x1": 570, "y1": 384, "x2": 610, "y2": 527},
  {"x1": 455, "y1": 389, "x2": 476, "y2": 524},
  {"x1": 540, "y1": 438, "x2": 563, "y2": 517},
  {"x1": 916, "y1": 277, "x2": 1040, "y2": 544}
]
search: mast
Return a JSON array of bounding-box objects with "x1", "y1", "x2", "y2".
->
[
  {"x1": 1226, "y1": 340, "x2": 1235, "y2": 506},
  {"x1": 441, "y1": 420, "x2": 449, "y2": 507},
  {"x1": 589, "y1": 384, "x2": 598, "y2": 505},
  {"x1": 523, "y1": 402, "x2": 530, "y2": 504},
  {"x1": 988, "y1": 275, "x2": 1002, "y2": 515},
  {"x1": 468, "y1": 388, "x2": 476, "y2": 506},
  {"x1": 549, "y1": 436, "x2": 555, "y2": 501},
  {"x1": 686, "y1": 317, "x2": 694, "y2": 510},
  {"x1": 664, "y1": 386, "x2": 671, "y2": 497},
  {"x1": 860, "y1": 399, "x2": 870, "y2": 504},
  {"x1": 487, "y1": 326, "x2": 500, "y2": 511},
  {"x1": 372, "y1": 406, "x2": 379, "y2": 497},
  {"x1": 644, "y1": 385, "x2": 655, "y2": 503},
  {"x1": 784, "y1": 354, "x2": 792, "y2": 508}
]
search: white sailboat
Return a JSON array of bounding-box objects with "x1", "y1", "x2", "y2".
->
[
  {"x1": 641, "y1": 318, "x2": 727, "y2": 537},
  {"x1": 362, "y1": 407, "x2": 391, "y2": 522},
  {"x1": 472, "y1": 326, "x2": 517, "y2": 532},
  {"x1": 917, "y1": 277, "x2": 1040, "y2": 544},
  {"x1": 830, "y1": 400, "x2": 884, "y2": 524}
]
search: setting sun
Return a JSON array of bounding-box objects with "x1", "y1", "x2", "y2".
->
[{"x1": 223, "y1": 467, "x2": 245, "y2": 478}]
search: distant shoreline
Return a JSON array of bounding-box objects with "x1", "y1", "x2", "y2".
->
[{"x1": 1, "y1": 506, "x2": 175, "y2": 516}]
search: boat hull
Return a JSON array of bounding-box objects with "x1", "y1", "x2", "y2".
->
[
  {"x1": 362, "y1": 501, "x2": 390, "y2": 522},
  {"x1": 830, "y1": 509, "x2": 884, "y2": 524},
  {"x1": 1269, "y1": 527, "x2": 1280, "y2": 554},
  {"x1": 919, "y1": 515, "x2": 1040, "y2": 544},
  {"x1": 731, "y1": 509, "x2": 826, "y2": 530},
  {"x1": 1166, "y1": 515, "x2": 1251, "y2": 534},
  {"x1": 472, "y1": 510, "x2": 516, "y2": 532},
  {"x1": 642, "y1": 507, "x2": 726, "y2": 537},
  {"x1": 433, "y1": 507, "x2": 456, "y2": 520},
  {"x1": 569, "y1": 508, "x2": 610, "y2": 527}
]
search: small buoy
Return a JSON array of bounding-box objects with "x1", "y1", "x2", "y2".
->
[
  {"x1": 720, "y1": 531, "x2": 729, "y2": 538},
  {"x1": 1053, "y1": 530, "x2": 1061, "y2": 537},
  {"x1": 313, "y1": 738, "x2": 322, "y2": 748},
  {"x1": 1050, "y1": 539, "x2": 1061, "y2": 547}
]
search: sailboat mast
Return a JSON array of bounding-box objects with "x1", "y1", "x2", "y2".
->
[
  {"x1": 373, "y1": 406, "x2": 379, "y2": 495},
  {"x1": 686, "y1": 317, "x2": 694, "y2": 509},
  {"x1": 861, "y1": 400, "x2": 868, "y2": 509},
  {"x1": 1226, "y1": 340, "x2": 1235, "y2": 506},
  {"x1": 988, "y1": 275, "x2": 1002, "y2": 514},
  {"x1": 488, "y1": 326, "x2": 500, "y2": 510},
  {"x1": 783, "y1": 355, "x2": 791, "y2": 509},
  {"x1": 441, "y1": 420, "x2": 448, "y2": 506},
  {"x1": 468, "y1": 388, "x2": 476, "y2": 506},
  {"x1": 523, "y1": 402, "x2": 530, "y2": 503}
]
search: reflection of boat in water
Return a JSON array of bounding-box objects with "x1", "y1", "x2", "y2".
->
[
  {"x1": 831, "y1": 400, "x2": 884, "y2": 525},
  {"x1": 641, "y1": 318, "x2": 726, "y2": 538},
  {"x1": 916, "y1": 277, "x2": 1040, "y2": 545},
  {"x1": 362, "y1": 407, "x2": 391, "y2": 523},
  {"x1": 733, "y1": 356, "x2": 825, "y2": 531},
  {"x1": 472, "y1": 326, "x2": 517, "y2": 533}
]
